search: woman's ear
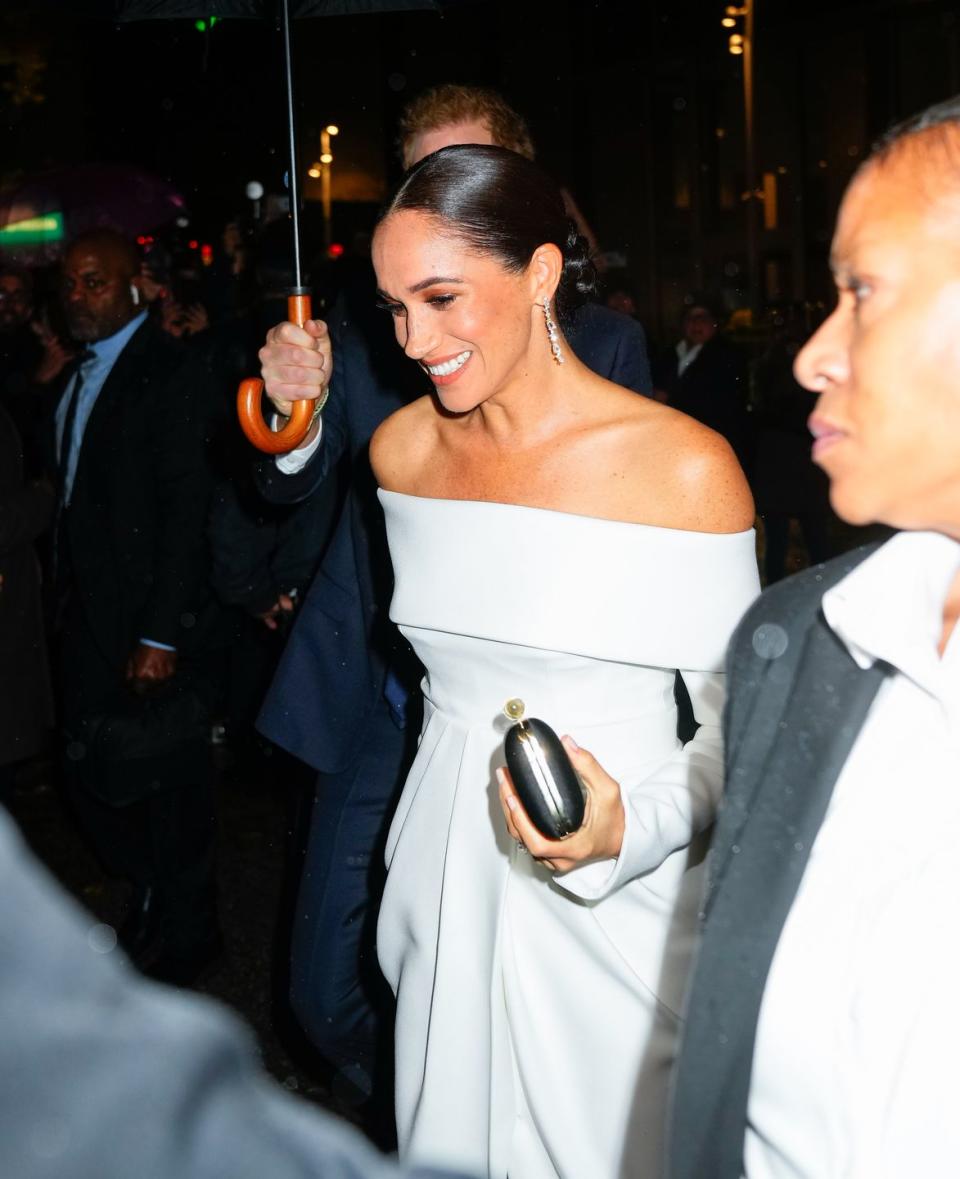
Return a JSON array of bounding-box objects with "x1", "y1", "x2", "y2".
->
[{"x1": 528, "y1": 242, "x2": 564, "y2": 305}]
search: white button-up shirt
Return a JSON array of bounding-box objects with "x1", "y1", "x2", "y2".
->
[{"x1": 744, "y1": 530, "x2": 960, "y2": 1178}]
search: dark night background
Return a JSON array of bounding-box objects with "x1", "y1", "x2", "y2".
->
[
  {"x1": 2, "y1": 0, "x2": 960, "y2": 1120},
  {"x1": 5, "y1": 0, "x2": 960, "y2": 338}
]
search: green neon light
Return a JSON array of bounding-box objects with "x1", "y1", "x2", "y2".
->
[
  {"x1": 0, "y1": 211, "x2": 64, "y2": 245},
  {"x1": 195, "y1": 18, "x2": 206, "y2": 31}
]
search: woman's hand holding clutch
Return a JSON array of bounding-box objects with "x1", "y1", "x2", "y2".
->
[{"x1": 496, "y1": 736, "x2": 625, "y2": 874}]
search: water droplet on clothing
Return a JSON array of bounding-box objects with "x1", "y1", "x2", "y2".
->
[
  {"x1": 752, "y1": 623, "x2": 789, "y2": 660},
  {"x1": 87, "y1": 923, "x2": 117, "y2": 954}
]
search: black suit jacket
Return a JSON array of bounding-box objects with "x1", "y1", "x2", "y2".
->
[
  {"x1": 668, "y1": 542, "x2": 890, "y2": 1178},
  {"x1": 0, "y1": 404, "x2": 54, "y2": 764},
  {"x1": 254, "y1": 274, "x2": 652, "y2": 775},
  {"x1": 666, "y1": 335, "x2": 751, "y2": 471},
  {"x1": 55, "y1": 317, "x2": 214, "y2": 676}
]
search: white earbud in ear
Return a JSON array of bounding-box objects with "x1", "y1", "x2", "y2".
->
[{"x1": 130, "y1": 284, "x2": 140, "y2": 306}]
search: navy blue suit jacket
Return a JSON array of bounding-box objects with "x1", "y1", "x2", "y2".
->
[{"x1": 255, "y1": 273, "x2": 652, "y2": 774}]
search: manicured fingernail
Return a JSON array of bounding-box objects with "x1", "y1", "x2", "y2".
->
[
  {"x1": 562, "y1": 735, "x2": 580, "y2": 753},
  {"x1": 495, "y1": 768, "x2": 505, "y2": 786},
  {"x1": 505, "y1": 795, "x2": 517, "y2": 812}
]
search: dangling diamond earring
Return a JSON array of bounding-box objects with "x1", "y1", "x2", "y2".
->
[{"x1": 542, "y1": 299, "x2": 564, "y2": 365}]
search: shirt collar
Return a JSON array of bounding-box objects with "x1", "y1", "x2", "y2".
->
[
  {"x1": 87, "y1": 310, "x2": 148, "y2": 366},
  {"x1": 822, "y1": 530, "x2": 960, "y2": 698}
]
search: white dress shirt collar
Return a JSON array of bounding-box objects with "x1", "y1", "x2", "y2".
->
[
  {"x1": 676, "y1": 338, "x2": 702, "y2": 376},
  {"x1": 822, "y1": 530, "x2": 960, "y2": 701}
]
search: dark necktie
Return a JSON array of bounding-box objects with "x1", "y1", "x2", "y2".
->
[
  {"x1": 57, "y1": 350, "x2": 94, "y2": 502},
  {"x1": 53, "y1": 351, "x2": 94, "y2": 600}
]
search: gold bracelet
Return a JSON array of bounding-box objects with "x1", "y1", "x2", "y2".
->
[
  {"x1": 277, "y1": 386, "x2": 329, "y2": 430},
  {"x1": 310, "y1": 385, "x2": 330, "y2": 423}
]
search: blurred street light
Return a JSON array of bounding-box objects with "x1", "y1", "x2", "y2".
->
[
  {"x1": 721, "y1": 0, "x2": 757, "y2": 309},
  {"x1": 310, "y1": 123, "x2": 339, "y2": 250}
]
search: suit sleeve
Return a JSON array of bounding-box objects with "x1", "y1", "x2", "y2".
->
[
  {"x1": 253, "y1": 309, "x2": 350, "y2": 507},
  {"x1": 608, "y1": 316, "x2": 654, "y2": 397},
  {"x1": 0, "y1": 481, "x2": 54, "y2": 555},
  {"x1": 208, "y1": 480, "x2": 281, "y2": 615},
  {"x1": 0, "y1": 809, "x2": 464, "y2": 1179},
  {"x1": 139, "y1": 350, "x2": 214, "y2": 647}
]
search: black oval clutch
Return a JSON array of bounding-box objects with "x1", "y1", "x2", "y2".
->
[{"x1": 504, "y1": 717, "x2": 585, "y2": 840}]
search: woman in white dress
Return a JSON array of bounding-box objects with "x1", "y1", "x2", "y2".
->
[{"x1": 363, "y1": 145, "x2": 760, "y2": 1179}]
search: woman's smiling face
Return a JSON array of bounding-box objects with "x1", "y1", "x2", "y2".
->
[{"x1": 372, "y1": 209, "x2": 539, "y2": 414}]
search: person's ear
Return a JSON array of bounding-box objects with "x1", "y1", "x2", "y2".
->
[{"x1": 528, "y1": 242, "x2": 564, "y2": 307}]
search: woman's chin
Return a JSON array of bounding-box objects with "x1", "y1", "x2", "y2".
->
[{"x1": 433, "y1": 382, "x2": 486, "y2": 415}]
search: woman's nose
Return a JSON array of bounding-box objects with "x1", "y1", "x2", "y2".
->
[{"x1": 401, "y1": 309, "x2": 438, "y2": 361}]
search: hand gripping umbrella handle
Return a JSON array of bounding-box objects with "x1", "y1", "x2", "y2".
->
[{"x1": 237, "y1": 292, "x2": 314, "y2": 454}]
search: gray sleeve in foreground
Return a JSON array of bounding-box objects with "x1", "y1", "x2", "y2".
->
[{"x1": 0, "y1": 807, "x2": 465, "y2": 1179}]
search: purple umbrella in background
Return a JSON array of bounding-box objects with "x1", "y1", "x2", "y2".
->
[{"x1": 0, "y1": 163, "x2": 187, "y2": 264}]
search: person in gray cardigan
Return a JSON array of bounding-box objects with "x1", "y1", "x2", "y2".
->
[{"x1": 669, "y1": 95, "x2": 960, "y2": 1179}]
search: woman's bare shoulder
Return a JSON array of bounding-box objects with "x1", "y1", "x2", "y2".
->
[
  {"x1": 369, "y1": 395, "x2": 437, "y2": 490},
  {"x1": 631, "y1": 406, "x2": 755, "y2": 533}
]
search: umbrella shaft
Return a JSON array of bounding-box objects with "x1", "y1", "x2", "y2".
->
[{"x1": 281, "y1": 0, "x2": 302, "y2": 289}]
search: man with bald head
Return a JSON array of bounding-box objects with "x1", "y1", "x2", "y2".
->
[
  {"x1": 52, "y1": 229, "x2": 219, "y2": 986},
  {"x1": 669, "y1": 95, "x2": 960, "y2": 1178}
]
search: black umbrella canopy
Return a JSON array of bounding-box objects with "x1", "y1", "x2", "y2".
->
[
  {"x1": 115, "y1": 1, "x2": 440, "y2": 19},
  {"x1": 113, "y1": 0, "x2": 443, "y2": 287}
]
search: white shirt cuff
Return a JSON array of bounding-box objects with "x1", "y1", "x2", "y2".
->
[{"x1": 274, "y1": 413, "x2": 323, "y2": 474}]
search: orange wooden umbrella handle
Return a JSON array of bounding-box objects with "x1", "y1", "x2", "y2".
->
[{"x1": 237, "y1": 292, "x2": 315, "y2": 454}]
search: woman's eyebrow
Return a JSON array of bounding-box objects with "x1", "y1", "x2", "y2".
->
[{"x1": 407, "y1": 275, "x2": 466, "y2": 293}]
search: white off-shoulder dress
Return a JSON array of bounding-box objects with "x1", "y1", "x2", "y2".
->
[{"x1": 376, "y1": 490, "x2": 759, "y2": 1179}]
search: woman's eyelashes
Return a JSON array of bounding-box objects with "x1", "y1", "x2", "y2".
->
[
  {"x1": 376, "y1": 293, "x2": 458, "y2": 316},
  {"x1": 376, "y1": 300, "x2": 405, "y2": 317}
]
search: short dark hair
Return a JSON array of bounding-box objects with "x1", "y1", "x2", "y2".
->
[
  {"x1": 872, "y1": 94, "x2": 960, "y2": 158},
  {"x1": 862, "y1": 96, "x2": 960, "y2": 216},
  {"x1": 380, "y1": 144, "x2": 597, "y2": 319},
  {"x1": 65, "y1": 228, "x2": 140, "y2": 279},
  {"x1": 0, "y1": 264, "x2": 34, "y2": 297},
  {"x1": 683, "y1": 291, "x2": 724, "y2": 325}
]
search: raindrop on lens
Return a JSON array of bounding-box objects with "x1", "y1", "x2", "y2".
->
[{"x1": 87, "y1": 924, "x2": 117, "y2": 954}]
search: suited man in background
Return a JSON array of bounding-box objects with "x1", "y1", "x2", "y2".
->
[
  {"x1": 670, "y1": 96, "x2": 960, "y2": 1177},
  {"x1": 52, "y1": 229, "x2": 220, "y2": 987},
  {"x1": 255, "y1": 83, "x2": 653, "y2": 1141},
  {"x1": 658, "y1": 294, "x2": 751, "y2": 471}
]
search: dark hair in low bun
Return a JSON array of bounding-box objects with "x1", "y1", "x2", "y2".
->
[
  {"x1": 562, "y1": 225, "x2": 597, "y2": 308},
  {"x1": 381, "y1": 144, "x2": 597, "y2": 320}
]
